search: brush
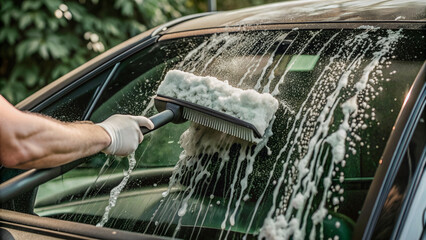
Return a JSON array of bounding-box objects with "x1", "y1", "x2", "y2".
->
[{"x1": 141, "y1": 70, "x2": 278, "y2": 142}]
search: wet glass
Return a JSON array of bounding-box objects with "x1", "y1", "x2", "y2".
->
[
  {"x1": 34, "y1": 28, "x2": 425, "y2": 239},
  {"x1": 40, "y1": 69, "x2": 111, "y2": 121},
  {"x1": 372, "y1": 110, "x2": 425, "y2": 239}
]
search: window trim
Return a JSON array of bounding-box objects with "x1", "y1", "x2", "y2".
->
[
  {"x1": 159, "y1": 22, "x2": 426, "y2": 42},
  {"x1": 393, "y1": 147, "x2": 426, "y2": 239},
  {"x1": 0, "y1": 209, "x2": 162, "y2": 240},
  {"x1": 354, "y1": 61, "x2": 426, "y2": 239},
  {"x1": 82, "y1": 63, "x2": 120, "y2": 120},
  {"x1": 391, "y1": 104, "x2": 426, "y2": 239}
]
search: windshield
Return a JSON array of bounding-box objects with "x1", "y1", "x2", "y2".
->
[{"x1": 35, "y1": 28, "x2": 425, "y2": 239}]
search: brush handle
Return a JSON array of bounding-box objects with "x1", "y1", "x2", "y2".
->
[
  {"x1": 0, "y1": 110, "x2": 174, "y2": 204},
  {"x1": 141, "y1": 109, "x2": 175, "y2": 134}
]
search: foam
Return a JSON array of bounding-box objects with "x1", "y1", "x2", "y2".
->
[{"x1": 157, "y1": 70, "x2": 278, "y2": 136}]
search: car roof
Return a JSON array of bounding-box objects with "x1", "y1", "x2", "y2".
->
[{"x1": 165, "y1": 0, "x2": 426, "y2": 34}]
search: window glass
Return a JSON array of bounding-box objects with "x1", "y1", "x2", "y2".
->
[
  {"x1": 35, "y1": 29, "x2": 425, "y2": 239},
  {"x1": 40, "y1": 69, "x2": 111, "y2": 121},
  {"x1": 372, "y1": 109, "x2": 425, "y2": 239}
]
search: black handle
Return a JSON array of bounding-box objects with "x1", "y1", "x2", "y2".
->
[
  {"x1": 141, "y1": 109, "x2": 175, "y2": 134},
  {"x1": 0, "y1": 107, "x2": 179, "y2": 204}
]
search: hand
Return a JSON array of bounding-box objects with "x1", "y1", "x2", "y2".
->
[{"x1": 96, "y1": 114, "x2": 154, "y2": 156}]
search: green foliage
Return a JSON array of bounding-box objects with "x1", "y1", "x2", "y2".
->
[{"x1": 0, "y1": 0, "x2": 199, "y2": 104}]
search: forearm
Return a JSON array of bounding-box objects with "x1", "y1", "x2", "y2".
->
[
  {"x1": 0, "y1": 111, "x2": 111, "y2": 169},
  {"x1": 0, "y1": 95, "x2": 152, "y2": 169}
]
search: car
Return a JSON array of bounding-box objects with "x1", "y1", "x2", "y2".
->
[{"x1": 0, "y1": 0, "x2": 425, "y2": 239}]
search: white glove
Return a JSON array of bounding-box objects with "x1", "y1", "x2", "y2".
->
[{"x1": 96, "y1": 114, "x2": 154, "y2": 156}]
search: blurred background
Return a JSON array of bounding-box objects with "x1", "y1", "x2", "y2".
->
[{"x1": 0, "y1": 0, "x2": 284, "y2": 105}]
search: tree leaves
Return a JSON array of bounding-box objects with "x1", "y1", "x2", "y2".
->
[
  {"x1": 18, "y1": 14, "x2": 32, "y2": 29},
  {"x1": 16, "y1": 38, "x2": 40, "y2": 61},
  {"x1": 33, "y1": 12, "x2": 46, "y2": 29},
  {"x1": 22, "y1": 1, "x2": 42, "y2": 11},
  {"x1": 0, "y1": 0, "x2": 202, "y2": 104},
  {"x1": 114, "y1": 0, "x2": 135, "y2": 17},
  {"x1": 45, "y1": 35, "x2": 70, "y2": 59},
  {"x1": 0, "y1": 27, "x2": 20, "y2": 45},
  {"x1": 39, "y1": 44, "x2": 49, "y2": 60}
]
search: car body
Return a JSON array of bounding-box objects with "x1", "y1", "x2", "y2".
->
[{"x1": 0, "y1": 0, "x2": 425, "y2": 239}]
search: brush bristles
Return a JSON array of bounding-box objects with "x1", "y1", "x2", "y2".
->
[{"x1": 183, "y1": 108, "x2": 256, "y2": 142}]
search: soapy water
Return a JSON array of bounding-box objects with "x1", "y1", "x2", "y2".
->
[
  {"x1": 94, "y1": 28, "x2": 408, "y2": 239},
  {"x1": 96, "y1": 153, "x2": 136, "y2": 227},
  {"x1": 151, "y1": 29, "x2": 403, "y2": 239}
]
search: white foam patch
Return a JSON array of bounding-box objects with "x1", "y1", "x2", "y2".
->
[{"x1": 157, "y1": 70, "x2": 279, "y2": 136}]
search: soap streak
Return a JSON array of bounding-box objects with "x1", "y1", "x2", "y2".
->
[
  {"x1": 96, "y1": 153, "x2": 136, "y2": 227},
  {"x1": 135, "y1": 28, "x2": 404, "y2": 240},
  {"x1": 271, "y1": 30, "x2": 322, "y2": 96}
]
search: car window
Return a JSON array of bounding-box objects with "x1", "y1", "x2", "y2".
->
[
  {"x1": 40, "y1": 68, "x2": 112, "y2": 121},
  {"x1": 372, "y1": 108, "x2": 425, "y2": 239},
  {"x1": 34, "y1": 28, "x2": 425, "y2": 239},
  {"x1": 0, "y1": 68, "x2": 113, "y2": 213}
]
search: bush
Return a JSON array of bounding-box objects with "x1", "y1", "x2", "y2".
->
[{"x1": 0, "y1": 0, "x2": 199, "y2": 104}]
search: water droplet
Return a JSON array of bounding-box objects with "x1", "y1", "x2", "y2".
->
[{"x1": 335, "y1": 221, "x2": 341, "y2": 228}]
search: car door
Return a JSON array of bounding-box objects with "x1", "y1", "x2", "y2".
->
[
  {"x1": 1, "y1": 27, "x2": 425, "y2": 240},
  {"x1": 26, "y1": 28, "x2": 426, "y2": 239}
]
